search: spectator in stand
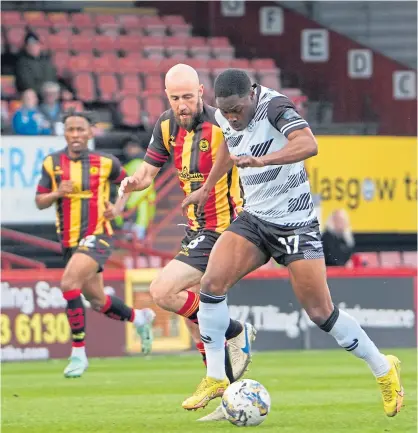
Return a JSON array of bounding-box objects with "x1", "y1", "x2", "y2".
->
[
  {"x1": 322, "y1": 209, "x2": 355, "y2": 266},
  {"x1": 39, "y1": 81, "x2": 64, "y2": 135},
  {"x1": 15, "y1": 31, "x2": 72, "y2": 99},
  {"x1": 12, "y1": 89, "x2": 51, "y2": 135}
]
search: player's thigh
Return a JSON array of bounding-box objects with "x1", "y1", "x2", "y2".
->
[
  {"x1": 61, "y1": 251, "x2": 99, "y2": 291},
  {"x1": 287, "y1": 258, "x2": 333, "y2": 324},
  {"x1": 82, "y1": 273, "x2": 106, "y2": 308},
  {"x1": 203, "y1": 231, "x2": 269, "y2": 296},
  {"x1": 150, "y1": 259, "x2": 203, "y2": 299}
]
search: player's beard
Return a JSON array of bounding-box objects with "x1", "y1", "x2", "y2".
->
[{"x1": 175, "y1": 99, "x2": 202, "y2": 130}]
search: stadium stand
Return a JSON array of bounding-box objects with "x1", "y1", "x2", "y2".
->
[{"x1": 1, "y1": 8, "x2": 286, "y2": 132}]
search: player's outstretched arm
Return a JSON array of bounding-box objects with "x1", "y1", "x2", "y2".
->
[
  {"x1": 118, "y1": 162, "x2": 160, "y2": 197},
  {"x1": 114, "y1": 162, "x2": 160, "y2": 217},
  {"x1": 182, "y1": 139, "x2": 233, "y2": 215}
]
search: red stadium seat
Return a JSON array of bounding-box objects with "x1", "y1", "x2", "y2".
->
[
  {"x1": 2, "y1": 11, "x2": 24, "y2": 26},
  {"x1": 166, "y1": 36, "x2": 188, "y2": 58},
  {"x1": 94, "y1": 34, "x2": 118, "y2": 53},
  {"x1": 4, "y1": 27, "x2": 26, "y2": 53},
  {"x1": 96, "y1": 73, "x2": 119, "y2": 102},
  {"x1": 118, "y1": 56, "x2": 142, "y2": 74},
  {"x1": 119, "y1": 96, "x2": 142, "y2": 127},
  {"x1": 251, "y1": 58, "x2": 277, "y2": 71},
  {"x1": 118, "y1": 15, "x2": 142, "y2": 32},
  {"x1": 117, "y1": 35, "x2": 143, "y2": 53},
  {"x1": 185, "y1": 59, "x2": 209, "y2": 71},
  {"x1": 1, "y1": 76, "x2": 17, "y2": 98},
  {"x1": 208, "y1": 58, "x2": 231, "y2": 76},
  {"x1": 189, "y1": 37, "x2": 211, "y2": 59},
  {"x1": 163, "y1": 15, "x2": 192, "y2": 37},
  {"x1": 54, "y1": 51, "x2": 71, "y2": 77},
  {"x1": 120, "y1": 74, "x2": 142, "y2": 96},
  {"x1": 48, "y1": 12, "x2": 71, "y2": 29},
  {"x1": 142, "y1": 16, "x2": 167, "y2": 37},
  {"x1": 70, "y1": 34, "x2": 94, "y2": 52},
  {"x1": 46, "y1": 34, "x2": 70, "y2": 52},
  {"x1": 24, "y1": 11, "x2": 50, "y2": 28},
  {"x1": 71, "y1": 13, "x2": 96, "y2": 30},
  {"x1": 143, "y1": 95, "x2": 166, "y2": 125},
  {"x1": 143, "y1": 73, "x2": 164, "y2": 93},
  {"x1": 402, "y1": 251, "x2": 417, "y2": 267},
  {"x1": 92, "y1": 53, "x2": 119, "y2": 73},
  {"x1": 94, "y1": 14, "x2": 119, "y2": 32},
  {"x1": 62, "y1": 100, "x2": 84, "y2": 112},
  {"x1": 73, "y1": 72, "x2": 96, "y2": 102},
  {"x1": 138, "y1": 58, "x2": 161, "y2": 73},
  {"x1": 259, "y1": 73, "x2": 281, "y2": 90},
  {"x1": 379, "y1": 251, "x2": 402, "y2": 268},
  {"x1": 142, "y1": 36, "x2": 165, "y2": 58},
  {"x1": 208, "y1": 37, "x2": 235, "y2": 59},
  {"x1": 68, "y1": 53, "x2": 94, "y2": 73}
]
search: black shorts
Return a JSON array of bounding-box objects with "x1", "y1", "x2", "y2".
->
[
  {"x1": 174, "y1": 229, "x2": 220, "y2": 273},
  {"x1": 226, "y1": 211, "x2": 324, "y2": 266},
  {"x1": 62, "y1": 234, "x2": 113, "y2": 273}
]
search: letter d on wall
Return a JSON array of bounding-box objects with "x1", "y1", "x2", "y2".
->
[{"x1": 348, "y1": 49, "x2": 373, "y2": 78}]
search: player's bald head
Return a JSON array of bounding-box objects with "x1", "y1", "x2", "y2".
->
[
  {"x1": 165, "y1": 64, "x2": 204, "y2": 130},
  {"x1": 165, "y1": 63, "x2": 200, "y2": 90}
]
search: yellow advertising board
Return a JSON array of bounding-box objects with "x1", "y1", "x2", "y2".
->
[
  {"x1": 124, "y1": 269, "x2": 191, "y2": 354},
  {"x1": 305, "y1": 136, "x2": 417, "y2": 233}
]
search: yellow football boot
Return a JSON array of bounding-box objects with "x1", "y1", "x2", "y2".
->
[
  {"x1": 376, "y1": 355, "x2": 404, "y2": 417},
  {"x1": 182, "y1": 376, "x2": 230, "y2": 410}
]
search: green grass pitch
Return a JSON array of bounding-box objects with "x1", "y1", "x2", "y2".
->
[{"x1": 2, "y1": 349, "x2": 416, "y2": 432}]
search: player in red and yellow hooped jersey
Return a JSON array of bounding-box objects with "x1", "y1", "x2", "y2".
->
[
  {"x1": 36, "y1": 110, "x2": 155, "y2": 378},
  {"x1": 113, "y1": 64, "x2": 256, "y2": 422}
]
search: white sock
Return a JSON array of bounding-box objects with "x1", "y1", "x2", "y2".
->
[
  {"x1": 197, "y1": 294, "x2": 230, "y2": 380},
  {"x1": 132, "y1": 309, "x2": 153, "y2": 327},
  {"x1": 71, "y1": 346, "x2": 87, "y2": 362},
  {"x1": 326, "y1": 308, "x2": 390, "y2": 377}
]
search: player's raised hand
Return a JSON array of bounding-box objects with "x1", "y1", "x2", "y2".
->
[
  {"x1": 181, "y1": 187, "x2": 210, "y2": 216},
  {"x1": 118, "y1": 176, "x2": 139, "y2": 197},
  {"x1": 57, "y1": 180, "x2": 73, "y2": 197},
  {"x1": 230, "y1": 155, "x2": 265, "y2": 168}
]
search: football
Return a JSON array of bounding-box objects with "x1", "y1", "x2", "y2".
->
[{"x1": 221, "y1": 379, "x2": 271, "y2": 427}]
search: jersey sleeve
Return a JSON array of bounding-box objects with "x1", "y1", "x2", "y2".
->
[
  {"x1": 267, "y1": 96, "x2": 309, "y2": 138},
  {"x1": 108, "y1": 155, "x2": 128, "y2": 184},
  {"x1": 36, "y1": 156, "x2": 53, "y2": 194},
  {"x1": 144, "y1": 117, "x2": 170, "y2": 168}
]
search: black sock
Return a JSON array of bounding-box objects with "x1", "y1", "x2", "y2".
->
[
  {"x1": 100, "y1": 295, "x2": 134, "y2": 321},
  {"x1": 63, "y1": 289, "x2": 86, "y2": 346},
  {"x1": 225, "y1": 319, "x2": 244, "y2": 340}
]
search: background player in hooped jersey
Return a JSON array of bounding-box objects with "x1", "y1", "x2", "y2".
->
[
  {"x1": 181, "y1": 70, "x2": 404, "y2": 417},
  {"x1": 114, "y1": 64, "x2": 256, "y2": 421},
  {"x1": 35, "y1": 110, "x2": 155, "y2": 378}
]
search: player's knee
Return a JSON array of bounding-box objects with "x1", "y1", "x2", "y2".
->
[
  {"x1": 60, "y1": 274, "x2": 80, "y2": 293},
  {"x1": 149, "y1": 279, "x2": 170, "y2": 307},
  {"x1": 200, "y1": 273, "x2": 226, "y2": 297},
  {"x1": 306, "y1": 304, "x2": 334, "y2": 326}
]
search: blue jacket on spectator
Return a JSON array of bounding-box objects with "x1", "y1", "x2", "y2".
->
[{"x1": 12, "y1": 108, "x2": 51, "y2": 135}]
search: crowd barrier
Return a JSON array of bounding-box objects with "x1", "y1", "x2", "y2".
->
[{"x1": 1, "y1": 268, "x2": 416, "y2": 362}]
